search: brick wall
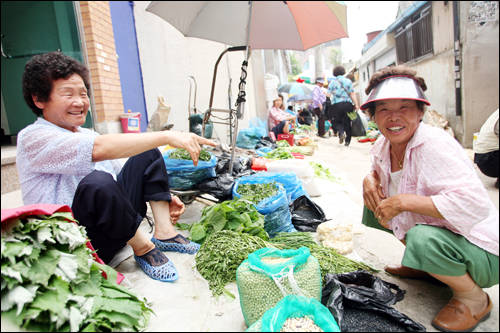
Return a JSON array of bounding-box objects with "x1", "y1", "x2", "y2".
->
[{"x1": 79, "y1": 1, "x2": 124, "y2": 126}]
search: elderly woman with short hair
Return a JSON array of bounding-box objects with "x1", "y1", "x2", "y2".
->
[{"x1": 361, "y1": 65, "x2": 498, "y2": 332}]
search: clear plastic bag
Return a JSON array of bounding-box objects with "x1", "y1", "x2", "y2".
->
[
  {"x1": 162, "y1": 149, "x2": 217, "y2": 189},
  {"x1": 246, "y1": 295, "x2": 340, "y2": 332}
]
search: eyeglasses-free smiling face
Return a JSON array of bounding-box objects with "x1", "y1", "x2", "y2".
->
[
  {"x1": 373, "y1": 99, "x2": 424, "y2": 148},
  {"x1": 33, "y1": 73, "x2": 89, "y2": 133}
]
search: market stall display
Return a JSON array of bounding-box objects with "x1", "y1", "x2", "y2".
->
[
  {"x1": 236, "y1": 247, "x2": 322, "y2": 326},
  {"x1": 233, "y1": 176, "x2": 296, "y2": 238},
  {"x1": 1, "y1": 211, "x2": 151, "y2": 332},
  {"x1": 185, "y1": 198, "x2": 269, "y2": 244},
  {"x1": 163, "y1": 148, "x2": 217, "y2": 189},
  {"x1": 195, "y1": 230, "x2": 279, "y2": 300}
]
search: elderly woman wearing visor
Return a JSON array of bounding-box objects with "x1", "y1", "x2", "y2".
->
[{"x1": 361, "y1": 66, "x2": 498, "y2": 332}]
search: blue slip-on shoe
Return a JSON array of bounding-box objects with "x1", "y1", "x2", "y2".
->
[
  {"x1": 151, "y1": 234, "x2": 201, "y2": 254},
  {"x1": 134, "y1": 247, "x2": 178, "y2": 282}
]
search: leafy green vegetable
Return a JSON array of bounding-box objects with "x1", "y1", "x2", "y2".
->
[
  {"x1": 309, "y1": 161, "x2": 345, "y2": 184},
  {"x1": 276, "y1": 140, "x2": 291, "y2": 148},
  {"x1": 236, "y1": 182, "x2": 279, "y2": 204},
  {"x1": 1, "y1": 214, "x2": 152, "y2": 331},
  {"x1": 169, "y1": 148, "x2": 212, "y2": 162},
  {"x1": 187, "y1": 198, "x2": 268, "y2": 245},
  {"x1": 265, "y1": 148, "x2": 293, "y2": 160}
]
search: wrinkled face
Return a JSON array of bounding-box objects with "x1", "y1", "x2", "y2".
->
[
  {"x1": 373, "y1": 99, "x2": 424, "y2": 146},
  {"x1": 33, "y1": 74, "x2": 89, "y2": 132},
  {"x1": 274, "y1": 97, "x2": 283, "y2": 109}
]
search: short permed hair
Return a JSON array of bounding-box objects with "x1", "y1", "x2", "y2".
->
[
  {"x1": 364, "y1": 65, "x2": 427, "y2": 118},
  {"x1": 333, "y1": 65, "x2": 346, "y2": 77},
  {"x1": 22, "y1": 52, "x2": 91, "y2": 117}
]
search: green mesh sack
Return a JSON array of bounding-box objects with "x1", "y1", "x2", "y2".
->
[
  {"x1": 245, "y1": 295, "x2": 340, "y2": 332},
  {"x1": 236, "y1": 247, "x2": 322, "y2": 327}
]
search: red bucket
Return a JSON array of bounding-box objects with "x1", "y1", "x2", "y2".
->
[
  {"x1": 277, "y1": 134, "x2": 294, "y2": 146},
  {"x1": 120, "y1": 112, "x2": 141, "y2": 133}
]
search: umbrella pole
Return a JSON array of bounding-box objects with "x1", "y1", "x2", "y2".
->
[{"x1": 229, "y1": 1, "x2": 253, "y2": 175}]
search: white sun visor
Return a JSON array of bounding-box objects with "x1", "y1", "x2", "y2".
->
[{"x1": 360, "y1": 75, "x2": 431, "y2": 110}]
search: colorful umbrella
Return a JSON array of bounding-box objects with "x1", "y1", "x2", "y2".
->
[
  {"x1": 278, "y1": 82, "x2": 314, "y2": 96},
  {"x1": 146, "y1": 1, "x2": 348, "y2": 51}
]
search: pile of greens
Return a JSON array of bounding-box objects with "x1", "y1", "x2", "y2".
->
[
  {"x1": 265, "y1": 148, "x2": 293, "y2": 160},
  {"x1": 195, "y1": 230, "x2": 279, "y2": 300},
  {"x1": 309, "y1": 161, "x2": 345, "y2": 184},
  {"x1": 1, "y1": 213, "x2": 152, "y2": 332},
  {"x1": 276, "y1": 140, "x2": 291, "y2": 148},
  {"x1": 195, "y1": 230, "x2": 375, "y2": 300},
  {"x1": 236, "y1": 182, "x2": 279, "y2": 204},
  {"x1": 168, "y1": 148, "x2": 212, "y2": 162},
  {"x1": 183, "y1": 198, "x2": 268, "y2": 245},
  {"x1": 268, "y1": 232, "x2": 376, "y2": 286}
]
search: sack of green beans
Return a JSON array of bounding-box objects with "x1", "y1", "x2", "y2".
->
[
  {"x1": 246, "y1": 295, "x2": 340, "y2": 332},
  {"x1": 236, "y1": 247, "x2": 322, "y2": 327},
  {"x1": 162, "y1": 148, "x2": 217, "y2": 189},
  {"x1": 233, "y1": 175, "x2": 296, "y2": 238}
]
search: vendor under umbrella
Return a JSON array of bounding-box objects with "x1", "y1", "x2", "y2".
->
[{"x1": 361, "y1": 65, "x2": 498, "y2": 332}]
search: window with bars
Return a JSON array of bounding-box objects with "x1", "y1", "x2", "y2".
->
[{"x1": 395, "y1": 6, "x2": 433, "y2": 63}]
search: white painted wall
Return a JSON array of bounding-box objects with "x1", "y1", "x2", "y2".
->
[{"x1": 133, "y1": 2, "x2": 266, "y2": 144}]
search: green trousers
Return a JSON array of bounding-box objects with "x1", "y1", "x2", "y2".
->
[{"x1": 362, "y1": 206, "x2": 499, "y2": 288}]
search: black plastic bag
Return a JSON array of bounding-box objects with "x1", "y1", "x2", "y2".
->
[
  {"x1": 321, "y1": 271, "x2": 426, "y2": 332},
  {"x1": 192, "y1": 174, "x2": 235, "y2": 201},
  {"x1": 351, "y1": 114, "x2": 367, "y2": 137},
  {"x1": 216, "y1": 153, "x2": 254, "y2": 177},
  {"x1": 255, "y1": 136, "x2": 278, "y2": 150},
  {"x1": 289, "y1": 195, "x2": 328, "y2": 232}
]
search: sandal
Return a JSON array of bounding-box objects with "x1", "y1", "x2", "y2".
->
[
  {"x1": 151, "y1": 234, "x2": 201, "y2": 254},
  {"x1": 134, "y1": 247, "x2": 178, "y2": 282}
]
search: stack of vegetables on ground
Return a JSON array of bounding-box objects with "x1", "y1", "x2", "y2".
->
[
  {"x1": 1, "y1": 212, "x2": 152, "y2": 332},
  {"x1": 182, "y1": 198, "x2": 269, "y2": 245},
  {"x1": 195, "y1": 230, "x2": 374, "y2": 301}
]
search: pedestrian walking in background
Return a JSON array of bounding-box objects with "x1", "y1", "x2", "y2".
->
[
  {"x1": 312, "y1": 78, "x2": 326, "y2": 137},
  {"x1": 327, "y1": 65, "x2": 360, "y2": 146}
]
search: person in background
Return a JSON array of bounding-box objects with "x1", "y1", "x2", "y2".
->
[
  {"x1": 298, "y1": 107, "x2": 313, "y2": 126},
  {"x1": 312, "y1": 78, "x2": 327, "y2": 137},
  {"x1": 473, "y1": 109, "x2": 499, "y2": 189},
  {"x1": 327, "y1": 65, "x2": 360, "y2": 146},
  {"x1": 361, "y1": 65, "x2": 498, "y2": 332},
  {"x1": 18, "y1": 52, "x2": 217, "y2": 283},
  {"x1": 268, "y1": 94, "x2": 296, "y2": 138}
]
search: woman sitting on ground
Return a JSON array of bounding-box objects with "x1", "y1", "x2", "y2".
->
[
  {"x1": 361, "y1": 65, "x2": 498, "y2": 332},
  {"x1": 18, "y1": 51, "x2": 217, "y2": 283},
  {"x1": 268, "y1": 94, "x2": 296, "y2": 138}
]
